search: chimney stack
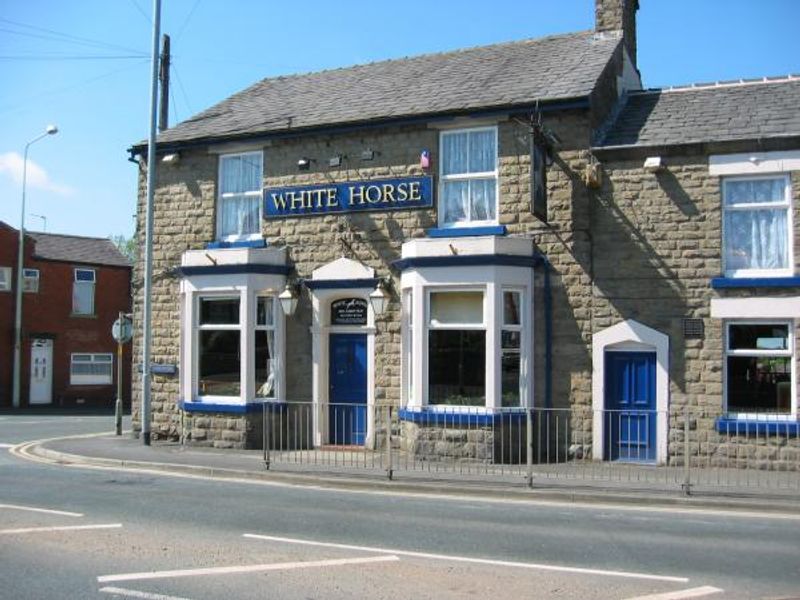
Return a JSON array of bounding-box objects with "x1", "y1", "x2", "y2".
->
[{"x1": 595, "y1": 0, "x2": 639, "y2": 67}]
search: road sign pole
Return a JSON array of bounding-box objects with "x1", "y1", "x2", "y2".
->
[{"x1": 116, "y1": 310, "x2": 124, "y2": 436}]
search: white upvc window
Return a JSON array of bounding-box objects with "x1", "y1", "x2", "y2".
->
[
  {"x1": 197, "y1": 296, "x2": 242, "y2": 399},
  {"x1": 402, "y1": 289, "x2": 414, "y2": 404},
  {"x1": 23, "y1": 268, "x2": 39, "y2": 293},
  {"x1": 217, "y1": 151, "x2": 263, "y2": 242},
  {"x1": 73, "y1": 268, "x2": 95, "y2": 314},
  {"x1": 722, "y1": 175, "x2": 792, "y2": 277},
  {"x1": 501, "y1": 290, "x2": 523, "y2": 408},
  {"x1": 427, "y1": 290, "x2": 487, "y2": 407},
  {"x1": 724, "y1": 321, "x2": 796, "y2": 419},
  {"x1": 70, "y1": 353, "x2": 113, "y2": 385},
  {"x1": 439, "y1": 127, "x2": 498, "y2": 227},
  {"x1": 255, "y1": 296, "x2": 277, "y2": 399},
  {"x1": 0, "y1": 267, "x2": 10, "y2": 291}
]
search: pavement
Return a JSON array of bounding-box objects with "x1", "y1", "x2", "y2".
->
[{"x1": 12, "y1": 428, "x2": 800, "y2": 516}]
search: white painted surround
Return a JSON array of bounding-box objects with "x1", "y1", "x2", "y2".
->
[
  {"x1": 592, "y1": 319, "x2": 670, "y2": 464},
  {"x1": 308, "y1": 257, "x2": 377, "y2": 447}
]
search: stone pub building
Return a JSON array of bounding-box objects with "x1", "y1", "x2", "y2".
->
[{"x1": 130, "y1": 0, "x2": 800, "y2": 469}]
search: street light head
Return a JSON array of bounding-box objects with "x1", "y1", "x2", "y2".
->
[{"x1": 46, "y1": 125, "x2": 58, "y2": 135}]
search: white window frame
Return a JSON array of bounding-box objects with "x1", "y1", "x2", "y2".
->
[
  {"x1": 438, "y1": 126, "x2": 499, "y2": 228},
  {"x1": 722, "y1": 174, "x2": 793, "y2": 278},
  {"x1": 723, "y1": 320, "x2": 796, "y2": 420},
  {"x1": 500, "y1": 288, "x2": 524, "y2": 408},
  {"x1": 0, "y1": 266, "x2": 10, "y2": 291},
  {"x1": 73, "y1": 268, "x2": 96, "y2": 315},
  {"x1": 22, "y1": 268, "x2": 39, "y2": 293},
  {"x1": 216, "y1": 151, "x2": 264, "y2": 243},
  {"x1": 254, "y1": 295, "x2": 278, "y2": 400},
  {"x1": 70, "y1": 353, "x2": 113, "y2": 385},
  {"x1": 401, "y1": 289, "x2": 414, "y2": 404},
  {"x1": 195, "y1": 295, "x2": 244, "y2": 403}
]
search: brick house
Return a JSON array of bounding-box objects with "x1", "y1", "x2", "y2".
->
[
  {"x1": 129, "y1": 0, "x2": 800, "y2": 467},
  {"x1": 0, "y1": 222, "x2": 132, "y2": 408}
]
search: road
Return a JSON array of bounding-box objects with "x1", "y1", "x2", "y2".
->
[{"x1": 0, "y1": 413, "x2": 798, "y2": 599}]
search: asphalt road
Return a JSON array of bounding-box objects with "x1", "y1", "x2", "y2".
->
[{"x1": 1, "y1": 414, "x2": 799, "y2": 600}]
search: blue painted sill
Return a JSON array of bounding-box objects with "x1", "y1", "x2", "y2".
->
[
  {"x1": 426, "y1": 226, "x2": 507, "y2": 238},
  {"x1": 711, "y1": 277, "x2": 800, "y2": 289},
  {"x1": 179, "y1": 400, "x2": 285, "y2": 414},
  {"x1": 205, "y1": 239, "x2": 266, "y2": 249},
  {"x1": 398, "y1": 407, "x2": 526, "y2": 426},
  {"x1": 715, "y1": 417, "x2": 800, "y2": 436}
]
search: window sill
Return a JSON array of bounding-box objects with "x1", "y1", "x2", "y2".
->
[
  {"x1": 399, "y1": 407, "x2": 526, "y2": 426},
  {"x1": 711, "y1": 277, "x2": 800, "y2": 289},
  {"x1": 179, "y1": 400, "x2": 281, "y2": 414},
  {"x1": 205, "y1": 239, "x2": 266, "y2": 249},
  {"x1": 426, "y1": 226, "x2": 507, "y2": 238},
  {"x1": 71, "y1": 313, "x2": 97, "y2": 319},
  {"x1": 715, "y1": 417, "x2": 799, "y2": 436}
]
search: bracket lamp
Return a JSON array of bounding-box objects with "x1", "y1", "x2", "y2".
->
[
  {"x1": 297, "y1": 157, "x2": 314, "y2": 171},
  {"x1": 643, "y1": 156, "x2": 663, "y2": 173},
  {"x1": 369, "y1": 279, "x2": 389, "y2": 316},
  {"x1": 162, "y1": 153, "x2": 181, "y2": 164},
  {"x1": 360, "y1": 149, "x2": 376, "y2": 161},
  {"x1": 278, "y1": 283, "x2": 299, "y2": 316}
]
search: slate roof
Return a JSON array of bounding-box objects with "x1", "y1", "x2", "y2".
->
[
  {"x1": 148, "y1": 30, "x2": 621, "y2": 148},
  {"x1": 28, "y1": 231, "x2": 131, "y2": 268},
  {"x1": 596, "y1": 76, "x2": 800, "y2": 148}
]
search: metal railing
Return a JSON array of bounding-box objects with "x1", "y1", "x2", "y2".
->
[{"x1": 259, "y1": 402, "x2": 800, "y2": 493}]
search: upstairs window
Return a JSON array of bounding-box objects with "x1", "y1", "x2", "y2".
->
[
  {"x1": 73, "y1": 268, "x2": 95, "y2": 315},
  {"x1": 218, "y1": 152, "x2": 263, "y2": 241},
  {"x1": 23, "y1": 268, "x2": 39, "y2": 293},
  {"x1": 439, "y1": 127, "x2": 498, "y2": 227},
  {"x1": 723, "y1": 175, "x2": 792, "y2": 277},
  {"x1": 0, "y1": 267, "x2": 10, "y2": 291}
]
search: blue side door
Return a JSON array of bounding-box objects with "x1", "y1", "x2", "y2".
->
[
  {"x1": 329, "y1": 334, "x2": 367, "y2": 445},
  {"x1": 604, "y1": 351, "x2": 656, "y2": 462}
]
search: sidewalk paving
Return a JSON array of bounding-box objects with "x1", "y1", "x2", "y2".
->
[{"x1": 24, "y1": 431, "x2": 800, "y2": 515}]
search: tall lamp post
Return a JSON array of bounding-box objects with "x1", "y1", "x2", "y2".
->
[{"x1": 12, "y1": 125, "x2": 58, "y2": 408}]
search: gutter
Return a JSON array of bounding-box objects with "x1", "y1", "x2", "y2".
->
[{"x1": 128, "y1": 96, "x2": 591, "y2": 157}]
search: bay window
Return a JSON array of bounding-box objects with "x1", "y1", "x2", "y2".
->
[
  {"x1": 725, "y1": 322, "x2": 794, "y2": 417},
  {"x1": 198, "y1": 297, "x2": 241, "y2": 398},
  {"x1": 439, "y1": 127, "x2": 498, "y2": 227},
  {"x1": 218, "y1": 151, "x2": 263, "y2": 241},
  {"x1": 428, "y1": 291, "x2": 486, "y2": 406},
  {"x1": 255, "y1": 296, "x2": 277, "y2": 399},
  {"x1": 722, "y1": 175, "x2": 791, "y2": 276},
  {"x1": 501, "y1": 291, "x2": 522, "y2": 407}
]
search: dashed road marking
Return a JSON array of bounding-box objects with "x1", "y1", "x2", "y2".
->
[
  {"x1": 623, "y1": 586, "x2": 724, "y2": 600},
  {"x1": 0, "y1": 523, "x2": 121, "y2": 535},
  {"x1": 97, "y1": 555, "x2": 399, "y2": 583},
  {"x1": 244, "y1": 533, "x2": 689, "y2": 583},
  {"x1": 0, "y1": 503, "x2": 83, "y2": 517},
  {"x1": 99, "y1": 587, "x2": 195, "y2": 600}
]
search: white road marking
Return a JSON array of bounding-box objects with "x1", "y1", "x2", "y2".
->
[
  {"x1": 243, "y1": 534, "x2": 689, "y2": 583},
  {"x1": 623, "y1": 586, "x2": 724, "y2": 600},
  {"x1": 0, "y1": 443, "x2": 14, "y2": 448},
  {"x1": 0, "y1": 523, "x2": 122, "y2": 535},
  {"x1": 99, "y1": 587, "x2": 195, "y2": 600},
  {"x1": 97, "y1": 555, "x2": 399, "y2": 583},
  {"x1": 0, "y1": 503, "x2": 83, "y2": 517}
]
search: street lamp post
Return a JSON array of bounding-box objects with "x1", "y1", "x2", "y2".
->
[{"x1": 12, "y1": 125, "x2": 58, "y2": 409}]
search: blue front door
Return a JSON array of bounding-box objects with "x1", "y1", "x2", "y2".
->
[
  {"x1": 605, "y1": 351, "x2": 657, "y2": 462},
  {"x1": 329, "y1": 334, "x2": 367, "y2": 445}
]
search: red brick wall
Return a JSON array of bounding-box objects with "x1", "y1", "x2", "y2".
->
[{"x1": 0, "y1": 223, "x2": 132, "y2": 409}]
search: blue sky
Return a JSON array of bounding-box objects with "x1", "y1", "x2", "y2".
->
[{"x1": 1, "y1": 0, "x2": 798, "y2": 240}]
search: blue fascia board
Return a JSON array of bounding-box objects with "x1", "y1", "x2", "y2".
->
[
  {"x1": 179, "y1": 400, "x2": 286, "y2": 414},
  {"x1": 426, "y1": 226, "x2": 507, "y2": 238},
  {"x1": 392, "y1": 253, "x2": 542, "y2": 272},
  {"x1": 205, "y1": 239, "x2": 267, "y2": 249},
  {"x1": 715, "y1": 417, "x2": 800, "y2": 436},
  {"x1": 303, "y1": 278, "x2": 380, "y2": 290},
  {"x1": 176, "y1": 264, "x2": 292, "y2": 277},
  {"x1": 398, "y1": 407, "x2": 527, "y2": 426},
  {"x1": 711, "y1": 276, "x2": 800, "y2": 289}
]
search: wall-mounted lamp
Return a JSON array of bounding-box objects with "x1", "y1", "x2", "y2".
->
[
  {"x1": 162, "y1": 153, "x2": 181, "y2": 164},
  {"x1": 643, "y1": 156, "x2": 664, "y2": 173},
  {"x1": 328, "y1": 154, "x2": 343, "y2": 167},
  {"x1": 369, "y1": 279, "x2": 389, "y2": 316},
  {"x1": 360, "y1": 148, "x2": 376, "y2": 161},
  {"x1": 278, "y1": 283, "x2": 299, "y2": 316},
  {"x1": 297, "y1": 157, "x2": 314, "y2": 171}
]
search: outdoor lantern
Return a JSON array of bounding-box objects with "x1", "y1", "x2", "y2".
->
[
  {"x1": 278, "y1": 283, "x2": 298, "y2": 316},
  {"x1": 369, "y1": 280, "x2": 389, "y2": 316}
]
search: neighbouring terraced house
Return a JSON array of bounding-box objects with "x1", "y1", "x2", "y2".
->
[{"x1": 129, "y1": 0, "x2": 800, "y2": 471}]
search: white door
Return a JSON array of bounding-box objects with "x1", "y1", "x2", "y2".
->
[{"x1": 29, "y1": 339, "x2": 53, "y2": 405}]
